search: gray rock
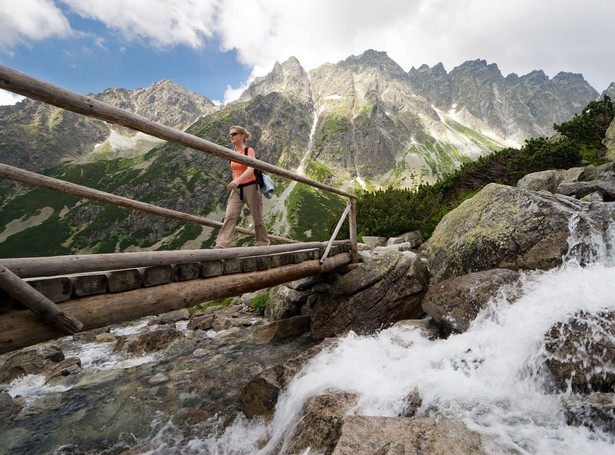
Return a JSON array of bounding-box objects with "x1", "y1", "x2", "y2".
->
[
  {"x1": 422, "y1": 269, "x2": 521, "y2": 333},
  {"x1": 557, "y1": 178, "x2": 615, "y2": 200},
  {"x1": 517, "y1": 169, "x2": 562, "y2": 193},
  {"x1": 361, "y1": 236, "x2": 387, "y2": 249},
  {"x1": 265, "y1": 285, "x2": 310, "y2": 320},
  {"x1": 425, "y1": 183, "x2": 615, "y2": 283},
  {"x1": 544, "y1": 310, "x2": 615, "y2": 392},
  {"x1": 311, "y1": 251, "x2": 430, "y2": 339},
  {"x1": 400, "y1": 230, "x2": 423, "y2": 248}
]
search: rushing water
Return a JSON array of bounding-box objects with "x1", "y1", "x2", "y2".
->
[
  {"x1": 137, "y1": 221, "x2": 615, "y2": 454},
  {"x1": 4, "y1": 220, "x2": 615, "y2": 454}
]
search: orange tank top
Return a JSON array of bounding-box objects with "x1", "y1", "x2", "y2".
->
[{"x1": 231, "y1": 147, "x2": 256, "y2": 183}]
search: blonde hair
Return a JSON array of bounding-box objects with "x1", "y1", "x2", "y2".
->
[{"x1": 230, "y1": 125, "x2": 251, "y2": 140}]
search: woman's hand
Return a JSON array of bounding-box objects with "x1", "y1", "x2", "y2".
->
[{"x1": 228, "y1": 179, "x2": 241, "y2": 190}]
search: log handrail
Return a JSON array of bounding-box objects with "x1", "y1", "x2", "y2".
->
[
  {"x1": 0, "y1": 65, "x2": 356, "y2": 200},
  {"x1": 0, "y1": 64, "x2": 361, "y2": 343},
  {"x1": 0, "y1": 163, "x2": 296, "y2": 245},
  {"x1": 0, "y1": 241, "x2": 350, "y2": 278},
  {"x1": 0, "y1": 64, "x2": 359, "y2": 260}
]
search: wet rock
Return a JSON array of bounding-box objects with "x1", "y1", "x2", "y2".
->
[
  {"x1": 544, "y1": 310, "x2": 615, "y2": 393},
  {"x1": 45, "y1": 357, "x2": 82, "y2": 383},
  {"x1": 286, "y1": 392, "x2": 359, "y2": 455},
  {"x1": 187, "y1": 314, "x2": 214, "y2": 331},
  {"x1": 311, "y1": 251, "x2": 430, "y2": 339},
  {"x1": 422, "y1": 269, "x2": 522, "y2": 333},
  {"x1": 331, "y1": 416, "x2": 496, "y2": 455},
  {"x1": 0, "y1": 392, "x2": 17, "y2": 428},
  {"x1": 562, "y1": 392, "x2": 615, "y2": 434},
  {"x1": 0, "y1": 345, "x2": 65, "y2": 383},
  {"x1": 116, "y1": 327, "x2": 184, "y2": 355},
  {"x1": 425, "y1": 183, "x2": 615, "y2": 283},
  {"x1": 239, "y1": 339, "x2": 338, "y2": 420},
  {"x1": 252, "y1": 315, "x2": 311, "y2": 344}
]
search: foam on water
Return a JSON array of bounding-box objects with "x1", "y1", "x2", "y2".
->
[{"x1": 189, "y1": 218, "x2": 615, "y2": 454}]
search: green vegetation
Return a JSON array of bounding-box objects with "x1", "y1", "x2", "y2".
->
[
  {"x1": 354, "y1": 95, "x2": 615, "y2": 240},
  {"x1": 191, "y1": 297, "x2": 235, "y2": 314},
  {"x1": 285, "y1": 183, "x2": 347, "y2": 241},
  {"x1": 252, "y1": 293, "x2": 269, "y2": 315}
]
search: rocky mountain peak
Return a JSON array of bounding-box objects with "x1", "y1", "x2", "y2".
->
[
  {"x1": 237, "y1": 56, "x2": 311, "y2": 104},
  {"x1": 339, "y1": 49, "x2": 408, "y2": 79}
]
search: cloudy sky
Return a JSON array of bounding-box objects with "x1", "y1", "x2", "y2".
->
[{"x1": 1, "y1": 0, "x2": 614, "y2": 106}]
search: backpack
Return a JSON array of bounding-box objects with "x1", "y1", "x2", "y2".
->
[{"x1": 243, "y1": 147, "x2": 275, "y2": 198}]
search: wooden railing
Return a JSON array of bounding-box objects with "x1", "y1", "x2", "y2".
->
[
  {"x1": 0, "y1": 65, "x2": 359, "y2": 352},
  {"x1": 0, "y1": 64, "x2": 358, "y2": 257}
]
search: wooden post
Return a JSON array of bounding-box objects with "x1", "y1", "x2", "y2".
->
[
  {"x1": 0, "y1": 265, "x2": 83, "y2": 334},
  {"x1": 321, "y1": 202, "x2": 351, "y2": 264},
  {"x1": 348, "y1": 198, "x2": 359, "y2": 262}
]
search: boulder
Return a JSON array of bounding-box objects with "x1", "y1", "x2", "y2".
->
[
  {"x1": 561, "y1": 165, "x2": 597, "y2": 183},
  {"x1": 361, "y1": 236, "x2": 387, "y2": 249},
  {"x1": 331, "y1": 416, "x2": 493, "y2": 455},
  {"x1": 265, "y1": 285, "x2": 311, "y2": 320},
  {"x1": 310, "y1": 251, "x2": 430, "y2": 340},
  {"x1": 605, "y1": 118, "x2": 615, "y2": 161},
  {"x1": 544, "y1": 310, "x2": 615, "y2": 393},
  {"x1": 424, "y1": 183, "x2": 615, "y2": 283},
  {"x1": 422, "y1": 269, "x2": 521, "y2": 333},
  {"x1": 517, "y1": 169, "x2": 562, "y2": 193},
  {"x1": 400, "y1": 230, "x2": 423, "y2": 248}
]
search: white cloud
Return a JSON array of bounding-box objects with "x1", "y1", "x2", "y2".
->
[
  {"x1": 1, "y1": 0, "x2": 614, "y2": 98},
  {"x1": 0, "y1": 89, "x2": 24, "y2": 105},
  {"x1": 0, "y1": 0, "x2": 71, "y2": 49},
  {"x1": 210, "y1": 0, "x2": 615, "y2": 91},
  {"x1": 60, "y1": 0, "x2": 218, "y2": 49}
]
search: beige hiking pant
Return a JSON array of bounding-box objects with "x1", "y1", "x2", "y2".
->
[{"x1": 215, "y1": 183, "x2": 269, "y2": 248}]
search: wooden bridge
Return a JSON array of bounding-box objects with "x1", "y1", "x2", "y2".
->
[{"x1": 0, "y1": 65, "x2": 358, "y2": 354}]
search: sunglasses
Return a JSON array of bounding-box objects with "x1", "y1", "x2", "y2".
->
[{"x1": 229, "y1": 132, "x2": 240, "y2": 137}]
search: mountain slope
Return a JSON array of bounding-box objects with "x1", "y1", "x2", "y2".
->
[{"x1": 0, "y1": 50, "x2": 604, "y2": 257}]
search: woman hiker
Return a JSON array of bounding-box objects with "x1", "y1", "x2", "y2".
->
[{"x1": 214, "y1": 126, "x2": 270, "y2": 248}]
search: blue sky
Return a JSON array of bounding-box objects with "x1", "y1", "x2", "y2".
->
[{"x1": 1, "y1": 0, "x2": 614, "y2": 106}]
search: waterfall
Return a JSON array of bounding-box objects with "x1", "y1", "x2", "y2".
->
[{"x1": 192, "y1": 220, "x2": 615, "y2": 454}]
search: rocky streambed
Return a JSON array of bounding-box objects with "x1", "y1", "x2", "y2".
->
[{"x1": 3, "y1": 162, "x2": 615, "y2": 454}]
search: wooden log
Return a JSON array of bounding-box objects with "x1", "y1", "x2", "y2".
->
[
  {"x1": 0, "y1": 241, "x2": 350, "y2": 278},
  {"x1": 0, "y1": 265, "x2": 83, "y2": 336},
  {"x1": 106, "y1": 269, "x2": 142, "y2": 293},
  {"x1": 140, "y1": 265, "x2": 174, "y2": 287},
  {"x1": 0, "y1": 163, "x2": 294, "y2": 246},
  {"x1": 0, "y1": 253, "x2": 351, "y2": 354},
  {"x1": 0, "y1": 65, "x2": 356, "y2": 200},
  {"x1": 70, "y1": 273, "x2": 108, "y2": 297},
  {"x1": 24, "y1": 276, "x2": 72, "y2": 303},
  {"x1": 174, "y1": 263, "x2": 200, "y2": 281}
]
